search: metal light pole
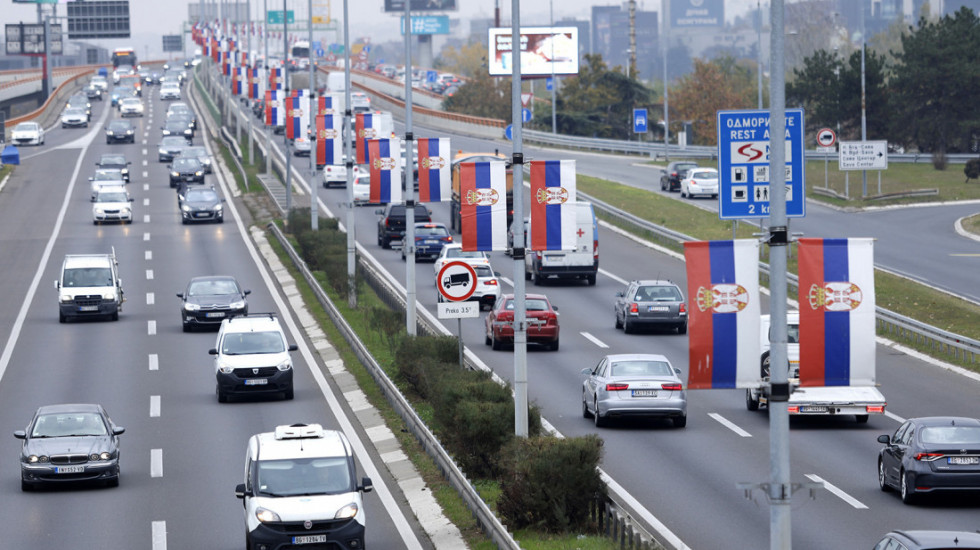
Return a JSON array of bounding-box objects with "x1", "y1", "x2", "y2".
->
[
  {"x1": 757, "y1": 0, "x2": 763, "y2": 109},
  {"x1": 343, "y1": 0, "x2": 356, "y2": 308},
  {"x1": 511, "y1": 0, "x2": 529, "y2": 438},
  {"x1": 549, "y1": 0, "x2": 556, "y2": 134},
  {"x1": 308, "y1": 0, "x2": 318, "y2": 229},
  {"x1": 264, "y1": 0, "x2": 272, "y2": 175},
  {"x1": 403, "y1": 0, "x2": 417, "y2": 336},
  {"x1": 283, "y1": 0, "x2": 292, "y2": 213},
  {"x1": 662, "y1": 0, "x2": 670, "y2": 161},
  {"x1": 768, "y1": 1, "x2": 792, "y2": 547},
  {"x1": 860, "y1": 0, "x2": 868, "y2": 197}
]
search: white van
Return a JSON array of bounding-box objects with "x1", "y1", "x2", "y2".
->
[
  {"x1": 55, "y1": 250, "x2": 124, "y2": 322},
  {"x1": 525, "y1": 201, "x2": 598, "y2": 285},
  {"x1": 326, "y1": 71, "x2": 346, "y2": 94}
]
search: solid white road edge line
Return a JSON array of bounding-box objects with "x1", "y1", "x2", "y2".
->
[
  {"x1": 884, "y1": 410, "x2": 906, "y2": 423},
  {"x1": 708, "y1": 413, "x2": 753, "y2": 437},
  {"x1": 150, "y1": 449, "x2": 163, "y2": 477},
  {"x1": 581, "y1": 332, "x2": 609, "y2": 348},
  {"x1": 804, "y1": 474, "x2": 868, "y2": 509},
  {"x1": 208, "y1": 134, "x2": 425, "y2": 550},
  {"x1": 150, "y1": 395, "x2": 160, "y2": 417}
]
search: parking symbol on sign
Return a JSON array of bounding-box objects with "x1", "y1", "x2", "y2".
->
[{"x1": 732, "y1": 166, "x2": 747, "y2": 183}]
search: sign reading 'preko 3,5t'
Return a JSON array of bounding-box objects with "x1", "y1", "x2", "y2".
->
[{"x1": 716, "y1": 109, "x2": 806, "y2": 219}]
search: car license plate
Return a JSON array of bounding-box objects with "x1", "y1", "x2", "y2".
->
[
  {"x1": 205, "y1": 312, "x2": 225, "y2": 318},
  {"x1": 78, "y1": 305, "x2": 99, "y2": 312},
  {"x1": 292, "y1": 535, "x2": 327, "y2": 544},
  {"x1": 948, "y1": 456, "x2": 979, "y2": 465},
  {"x1": 424, "y1": 240, "x2": 437, "y2": 244},
  {"x1": 244, "y1": 379, "x2": 268, "y2": 386},
  {"x1": 56, "y1": 465, "x2": 85, "y2": 474},
  {"x1": 799, "y1": 406, "x2": 827, "y2": 413},
  {"x1": 647, "y1": 306, "x2": 669, "y2": 312},
  {"x1": 632, "y1": 389, "x2": 657, "y2": 397}
]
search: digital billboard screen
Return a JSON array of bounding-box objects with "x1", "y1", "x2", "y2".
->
[{"x1": 488, "y1": 27, "x2": 579, "y2": 76}]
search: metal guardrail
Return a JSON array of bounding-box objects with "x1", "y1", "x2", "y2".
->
[{"x1": 267, "y1": 223, "x2": 522, "y2": 550}]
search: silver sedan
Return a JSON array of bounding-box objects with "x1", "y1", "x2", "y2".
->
[{"x1": 581, "y1": 353, "x2": 687, "y2": 428}]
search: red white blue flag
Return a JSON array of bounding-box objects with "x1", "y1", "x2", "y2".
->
[
  {"x1": 367, "y1": 138, "x2": 402, "y2": 204},
  {"x1": 416, "y1": 138, "x2": 451, "y2": 203},
  {"x1": 265, "y1": 90, "x2": 284, "y2": 127},
  {"x1": 269, "y1": 67, "x2": 283, "y2": 91},
  {"x1": 684, "y1": 240, "x2": 761, "y2": 389},
  {"x1": 317, "y1": 95, "x2": 340, "y2": 116},
  {"x1": 459, "y1": 162, "x2": 507, "y2": 251},
  {"x1": 355, "y1": 112, "x2": 381, "y2": 165},
  {"x1": 231, "y1": 67, "x2": 244, "y2": 96},
  {"x1": 797, "y1": 238, "x2": 876, "y2": 387},
  {"x1": 286, "y1": 95, "x2": 309, "y2": 140},
  {"x1": 529, "y1": 160, "x2": 577, "y2": 251},
  {"x1": 316, "y1": 114, "x2": 343, "y2": 167}
]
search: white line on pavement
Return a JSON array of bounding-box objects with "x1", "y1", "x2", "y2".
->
[
  {"x1": 150, "y1": 395, "x2": 160, "y2": 417},
  {"x1": 142, "y1": 148, "x2": 147, "y2": 156},
  {"x1": 143, "y1": 214, "x2": 150, "y2": 224},
  {"x1": 581, "y1": 332, "x2": 609, "y2": 348},
  {"x1": 708, "y1": 413, "x2": 753, "y2": 437},
  {"x1": 805, "y1": 474, "x2": 868, "y2": 509},
  {"x1": 143, "y1": 232, "x2": 151, "y2": 241},
  {"x1": 150, "y1": 449, "x2": 163, "y2": 477},
  {"x1": 501, "y1": 277, "x2": 514, "y2": 287},
  {"x1": 142, "y1": 160, "x2": 148, "y2": 166},
  {"x1": 143, "y1": 198, "x2": 150, "y2": 206},
  {"x1": 885, "y1": 410, "x2": 906, "y2": 423},
  {"x1": 145, "y1": 250, "x2": 152, "y2": 260},
  {"x1": 146, "y1": 269, "x2": 154, "y2": 280},
  {"x1": 147, "y1": 320, "x2": 156, "y2": 335},
  {"x1": 599, "y1": 267, "x2": 628, "y2": 286},
  {"x1": 143, "y1": 183, "x2": 149, "y2": 191},
  {"x1": 151, "y1": 521, "x2": 166, "y2": 550},
  {"x1": 146, "y1": 292, "x2": 155, "y2": 305},
  {"x1": 148, "y1": 354, "x2": 158, "y2": 371}
]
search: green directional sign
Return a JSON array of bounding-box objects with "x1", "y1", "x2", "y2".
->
[{"x1": 266, "y1": 10, "x2": 295, "y2": 25}]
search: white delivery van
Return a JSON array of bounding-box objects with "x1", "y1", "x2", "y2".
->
[
  {"x1": 326, "y1": 71, "x2": 346, "y2": 94},
  {"x1": 55, "y1": 250, "x2": 124, "y2": 322},
  {"x1": 525, "y1": 201, "x2": 598, "y2": 285}
]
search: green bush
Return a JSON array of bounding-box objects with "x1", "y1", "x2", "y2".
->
[
  {"x1": 965, "y1": 158, "x2": 980, "y2": 183},
  {"x1": 287, "y1": 209, "x2": 358, "y2": 296},
  {"x1": 430, "y1": 368, "x2": 541, "y2": 478},
  {"x1": 497, "y1": 435, "x2": 605, "y2": 533},
  {"x1": 393, "y1": 335, "x2": 459, "y2": 398}
]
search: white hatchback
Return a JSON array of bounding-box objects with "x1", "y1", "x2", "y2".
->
[
  {"x1": 433, "y1": 243, "x2": 491, "y2": 281},
  {"x1": 680, "y1": 167, "x2": 719, "y2": 199}
]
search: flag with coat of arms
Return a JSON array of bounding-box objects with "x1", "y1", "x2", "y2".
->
[
  {"x1": 316, "y1": 114, "x2": 343, "y2": 166},
  {"x1": 367, "y1": 138, "x2": 402, "y2": 204},
  {"x1": 797, "y1": 238, "x2": 876, "y2": 387},
  {"x1": 317, "y1": 95, "x2": 340, "y2": 116},
  {"x1": 265, "y1": 90, "x2": 284, "y2": 127},
  {"x1": 286, "y1": 96, "x2": 309, "y2": 140},
  {"x1": 231, "y1": 67, "x2": 244, "y2": 96},
  {"x1": 529, "y1": 160, "x2": 576, "y2": 251},
  {"x1": 459, "y1": 162, "x2": 508, "y2": 251},
  {"x1": 269, "y1": 67, "x2": 283, "y2": 91},
  {"x1": 684, "y1": 239, "x2": 761, "y2": 389},
  {"x1": 416, "y1": 138, "x2": 451, "y2": 202},
  {"x1": 355, "y1": 112, "x2": 382, "y2": 165}
]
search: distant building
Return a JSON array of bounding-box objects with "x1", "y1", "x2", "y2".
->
[{"x1": 591, "y1": 5, "x2": 659, "y2": 80}]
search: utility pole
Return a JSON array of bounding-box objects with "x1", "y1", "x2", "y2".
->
[
  {"x1": 264, "y1": 0, "x2": 272, "y2": 176},
  {"x1": 661, "y1": 0, "x2": 670, "y2": 161},
  {"x1": 283, "y1": 0, "x2": 292, "y2": 213},
  {"x1": 757, "y1": 0, "x2": 763, "y2": 109},
  {"x1": 309, "y1": 0, "x2": 318, "y2": 230},
  {"x1": 404, "y1": 0, "x2": 417, "y2": 335},
  {"x1": 860, "y1": 0, "x2": 868, "y2": 197},
  {"x1": 511, "y1": 0, "x2": 528, "y2": 438},
  {"x1": 628, "y1": 0, "x2": 637, "y2": 79},
  {"x1": 550, "y1": 0, "x2": 556, "y2": 133},
  {"x1": 343, "y1": 0, "x2": 356, "y2": 308}
]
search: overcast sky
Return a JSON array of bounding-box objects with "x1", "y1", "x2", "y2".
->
[{"x1": 3, "y1": 1, "x2": 756, "y2": 57}]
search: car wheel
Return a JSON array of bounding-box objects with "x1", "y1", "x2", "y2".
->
[
  {"x1": 900, "y1": 470, "x2": 916, "y2": 504},
  {"x1": 531, "y1": 270, "x2": 542, "y2": 286},
  {"x1": 485, "y1": 329, "x2": 491, "y2": 346},
  {"x1": 106, "y1": 476, "x2": 119, "y2": 488},
  {"x1": 381, "y1": 236, "x2": 390, "y2": 249},
  {"x1": 21, "y1": 480, "x2": 33, "y2": 492},
  {"x1": 855, "y1": 414, "x2": 869, "y2": 424},
  {"x1": 761, "y1": 352, "x2": 771, "y2": 379},
  {"x1": 878, "y1": 459, "x2": 891, "y2": 492},
  {"x1": 623, "y1": 317, "x2": 633, "y2": 334},
  {"x1": 59, "y1": 312, "x2": 66, "y2": 323},
  {"x1": 586, "y1": 274, "x2": 596, "y2": 286},
  {"x1": 673, "y1": 415, "x2": 688, "y2": 428},
  {"x1": 216, "y1": 386, "x2": 228, "y2": 403},
  {"x1": 491, "y1": 331, "x2": 502, "y2": 351},
  {"x1": 746, "y1": 388, "x2": 760, "y2": 411},
  {"x1": 593, "y1": 399, "x2": 607, "y2": 427},
  {"x1": 182, "y1": 323, "x2": 191, "y2": 333},
  {"x1": 549, "y1": 338, "x2": 559, "y2": 351},
  {"x1": 284, "y1": 387, "x2": 294, "y2": 400},
  {"x1": 111, "y1": 311, "x2": 119, "y2": 321},
  {"x1": 582, "y1": 394, "x2": 592, "y2": 418},
  {"x1": 614, "y1": 312, "x2": 622, "y2": 329},
  {"x1": 677, "y1": 323, "x2": 687, "y2": 335},
  {"x1": 660, "y1": 179, "x2": 666, "y2": 191}
]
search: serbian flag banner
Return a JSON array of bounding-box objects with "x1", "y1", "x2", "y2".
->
[
  {"x1": 316, "y1": 114, "x2": 343, "y2": 166},
  {"x1": 265, "y1": 90, "x2": 284, "y2": 127},
  {"x1": 286, "y1": 96, "x2": 308, "y2": 140},
  {"x1": 797, "y1": 238, "x2": 876, "y2": 387},
  {"x1": 529, "y1": 160, "x2": 577, "y2": 251},
  {"x1": 417, "y1": 138, "x2": 451, "y2": 202},
  {"x1": 684, "y1": 240, "x2": 761, "y2": 389},
  {"x1": 231, "y1": 67, "x2": 244, "y2": 96},
  {"x1": 269, "y1": 67, "x2": 283, "y2": 91},
  {"x1": 355, "y1": 112, "x2": 381, "y2": 165},
  {"x1": 318, "y1": 94, "x2": 340, "y2": 116},
  {"x1": 367, "y1": 138, "x2": 402, "y2": 204},
  {"x1": 459, "y1": 162, "x2": 508, "y2": 251}
]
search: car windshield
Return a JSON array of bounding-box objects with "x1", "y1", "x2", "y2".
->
[
  {"x1": 416, "y1": 226, "x2": 448, "y2": 237},
  {"x1": 446, "y1": 249, "x2": 484, "y2": 259},
  {"x1": 100, "y1": 155, "x2": 126, "y2": 165},
  {"x1": 182, "y1": 147, "x2": 206, "y2": 157},
  {"x1": 108, "y1": 122, "x2": 130, "y2": 131},
  {"x1": 919, "y1": 426, "x2": 980, "y2": 445},
  {"x1": 64, "y1": 108, "x2": 86, "y2": 115},
  {"x1": 32, "y1": 413, "x2": 107, "y2": 438},
  {"x1": 507, "y1": 299, "x2": 548, "y2": 311},
  {"x1": 221, "y1": 331, "x2": 285, "y2": 354},
  {"x1": 15, "y1": 123, "x2": 37, "y2": 132},
  {"x1": 96, "y1": 191, "x2": 128, "y2": 202},
  {"x1": 690, "y1": 170, "x2": 716, "y2": 179},
  {"x1": 121, "y1": 99, "x2": 140, "y2": 105},
  {"x1": 188, "y1": 279, "x2": 238, "y2": 296},
  {"x1": 255, "y1": 457, "x2": 352, "y2": 497},
  {"x1": 63, "y1": 267, "x2": 113, "y2": 287},
  {"x1": 174, "y1": 159, "x2": 200, "y2": 170},
  {"x1": 474, "y1": 265, "x2": 494, "y2": 278},
  {"x1": 162, "y1": 137, "x2": 185, "y2": 146},
  {"x1": 610, "y1": 360, "x2": 673, "y2": 377},
  {"x1": 93, "y1": 170, "x2": 123, "y2": 180},
  {"x1": 636, "y1": 286, "x2": 683, "y2": 302},
  {"x1": 185, "y1": 189, "x2": 218, "y2": 202}
]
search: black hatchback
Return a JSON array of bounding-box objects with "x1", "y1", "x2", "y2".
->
[
  {"x1": 96, "y1": 153, "x2": 131, "y2": 182},
  {"x1": 105, "y1": 119, "x2": 135, "y2": 144},
  {"x1": 177, "y1": 276, "x2": 250, "y2": 331},
  {"x1": 660, "y1": 161, "x2": 698, "y2": 192}
]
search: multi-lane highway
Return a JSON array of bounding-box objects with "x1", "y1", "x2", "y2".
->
[{"x1": 0, "y1": 78, "x2": 431, "y2": 549}]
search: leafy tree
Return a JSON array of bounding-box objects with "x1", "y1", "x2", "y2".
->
[
  {"x1": 442, "y1": 70, "x2": 511, "y2": 120},
  {"x1": 548, "y1": 54, "x2": 656, "y2": 139},
  {"x1": 436, "y1": 41, "x2": 488, "y2": 79},
  {"x1": 889, "y1": 8, "x2": 980, "y2": 153},
  {"x1": 670, "y1": 57, "x2": 754, "y2": 146},
  {"x1": 787, "y1": 49, "x2": 844, "y2": 135}
]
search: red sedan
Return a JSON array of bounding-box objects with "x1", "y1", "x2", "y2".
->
[{"x1": 484, "y1": 293, "x2": 560, "y2": 351}]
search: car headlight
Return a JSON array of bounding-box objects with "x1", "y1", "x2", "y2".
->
[
  {"x1": 194, "y1": 171, "x2": 203, "y2": 176},
  {"x1": 27, "y1": 455, "x2": 49, "y2": 463},
  {"x1": 60, "y1": 293, "x2": 73, "y2": 303},
  {"x1": 171, "y1": 171, "x2": 179, "y2": 177},
  {"x1": 277, "y1": 359, "x2": 292, "y2": 371},
  {"x1": 214, "y1": 204, "x2": 223, "y2": 211},
  {"x1": 120, "y1": 207, "x2": 131, "y2": 214},
  {"x1": 183, "y1": 302, "x2": 200, "y2": 311},
  {"x1": 229, "y1": 300, "x2": 245, "y2": 309},
  {"x1": 103, "y1": 291, "x2": 116, "y2": 300},
  {"x1": 217, "y1": 361, "x2": 234, "y2": 374},
  {"x1": 106, "y1": 131, "x2": 114, "y2": 135},
  {"x1": 335, "y1": 502, "x2": 359, "y2": 519},
  {"x1": 126, "y1": 130, "x2": 134, "y2": 134},
  {"x1": 94, "y1": 207, "x2": 105, "y2": 215},
  {"x1": 181, "y1": 204, "x2": 192, "y2": 212},
  {"x1": 255, "y1": 507, "x2": 281, "y2": 523},
  {"x1": 163, "y1": 130, "x2": 171, "y2": 135},
  {"x1": 89, "y1": 452, "x2": 111, "y2": 461}
]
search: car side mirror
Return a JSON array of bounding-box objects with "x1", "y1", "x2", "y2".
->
[
  {"x1": 90, "y1": 197, "x2": 96, "y2": 202},
  {"x1": 88, "y1": 177, "x2": 94, "y2": 181},
  {"x1": 243, "y1": 290, "x2": 251, "y2": 296},
  {"x1": 674, "y1": 368, "x2": 682, "y2": 375},
  {"x1": 580, "y1": 367, "x2": 592, "y2": 375},
  {"x1": 288, "y1": 344, "x2": 298, "y2": 352},
  {"x1": 129, "y1": 198, "x2": 134, "y2": 202},
  {"x1": 208, "y1": 348, "x2": 218, "y2": 355},
  {"x1": 877, "y1": 435, "x2": 891, "y2": 444},
  {"x1": 359, "y1": 477, "x2": 373, "y2": 493},
  {"x1": 13, "y1": 430, "x2": 27, "y2": 439},
  {"x1": 112, "y1": 426, "x2": 125, "y2": 435},
  {"x1": 615, "y1": 291, "x2": 624, "y2": 297},
  {"x1": 375, "y1": 208, "x2": 384, "y2": 215},
  {"x1": 235, "y1": 483, "x2": 250, "y2": 499},
  {"x1": 553, "y1": 306, "x2": 559, "y2": 311},
  {"x1": 54, "y1": 280, "x2": 60, "y2": 290},
  {"x1": 176, "y1": 293, "x2": 184, "y2": 299}
]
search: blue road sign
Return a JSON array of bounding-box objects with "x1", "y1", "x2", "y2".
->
[
  {"x1": 316, "y1": 48, "x2": 324, "y2": 57},
  {"x1": 267, "y1": 10, "x2": 295, "y2": 25},
  {"x1": 545, "y1": 77, "x2": 553, "y2": 91},
  {"x1": 633, "y1": 108, "x2": 648, "y2": 133},
  {"x1": 521, "y1": 108, "x2": 532, "y2": 123},
  {"x1": 505, "y1": 125, "x2": 513, "y2": 140},
  {"x1": 426, "y1": 70, "x2": 438, "y2": 83},
  {"x1": 716, "y1": 109, "x2": 806, "y2": 219}
]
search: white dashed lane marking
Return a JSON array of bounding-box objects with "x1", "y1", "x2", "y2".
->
[
  {"x1": 151, "y1": 521, "x2": 166, "y2": 550},
  {"x1": 581, "y1": 332, "x2": 609, "y2": 348},
  {"x1": 150, "y1": 395, "x2": 160, "y2": 417},
  {"x1": 143, "y1": 214, "x2": 150, "y2": 224},
  {"x1": 145, "y1": 250, "x2": 152, "y2": 260},
  {"x1": 805, "y1": 474, "x2": 868, "y2": 509},
  {"x1": 146, "y1": 292, "x2": 155, "y2": 305},
  {"x1": 150, "y1": 449, "x2": 163, "y2": 477},
  {"x1": 147, "y1": 320, "x2": 156, "y2": 335},
  {"x1": 146, "y1": 269, "x2": 154, "y2": 280},
  {"x1": 143, "y1": 232, "x2": 150, "y2": 241},
  {"x1": 143, "y1": 198, "x2": 150, "y2": 207},
  {"x1": 148, "y1": 354, "x2": 158, "y2": 371},
  {"x1": 709, "y1": 413, "x2": 752, "y2": 437}
]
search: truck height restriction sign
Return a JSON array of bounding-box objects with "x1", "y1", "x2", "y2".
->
[{"x1": 716, "y1": 109, "x2": 806, "y2": 219}]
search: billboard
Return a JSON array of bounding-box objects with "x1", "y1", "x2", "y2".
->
[
  {"x1": 400, "y1": 15, "x2": 450, "y2": 35},
  {"x1": 5, "y1": 23, "x2": 63, "y2": 55},
  {"x1": 162, "y1": 35, "x2": 183, "y2": 52},
  {"x1": 67, "y1": 0, "x2": 131, "y2": 39},
  {"x1": 488, "y1": 27, "x2": 579, "y2": 76},
  {"x1": 671, "y1": 0, "x2": 724, "y2": 27},
  {"x1": 384, "y1": 0, "x2": 456, "y2": 12}
]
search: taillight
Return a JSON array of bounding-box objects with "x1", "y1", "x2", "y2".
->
[
  {"x1": 445, "y1": 236, "x2": 453, "y2": 242},
  {"x1": 866, "y1": 405, "x2": 885, "y2": 414},
  {"x1": 594, "y1": 240, "x2": 599, "y2": 260},
  {"x1": 787, "y1": 406, "x2": 799, "y2": 414},
  {"x1": 914, "y1": 453, "x2": 944, "y2": 461},
  {"x1": 486, "y1": 279, "x2": 498, "y2": 286},
  {"x1": 679, "y1": 303, "x2": 687, "y2": 313},
  {"x1": 535, "y1": 251, "x2": 542, "y2": 260},
  {"x1": 661, "y1": 383, "x2": 683, "y2": 391},
  {"x1": 629, "y1": 303, "x2": 638, "y2": 313},
  {"x1": 691, "y1": 180, "x2": 698, "y2": 186},
  {"x1": 606, "y1": 383, "x2": 629, "y2": 391}
]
